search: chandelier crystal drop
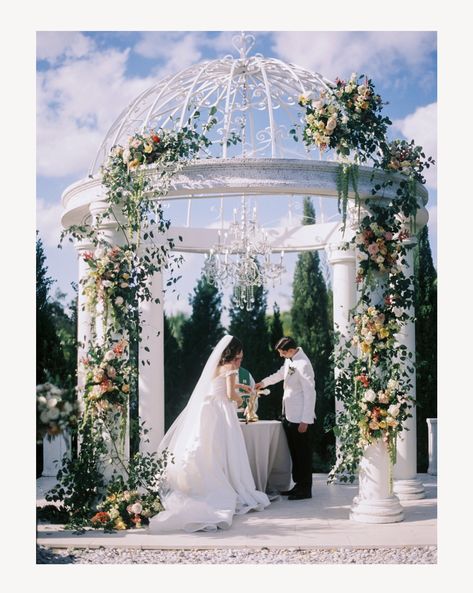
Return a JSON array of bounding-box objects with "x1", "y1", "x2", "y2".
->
[{"x1": 203, "y1": 196, "x2": 285, "y2": 310}]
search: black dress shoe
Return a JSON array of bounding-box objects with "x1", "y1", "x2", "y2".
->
[
  {"x1": 288, "y1": 492, "x2": 312, "y2": 500},
  {"x1": 279, "y1": 487, "x2": 298, "y2": 496}
]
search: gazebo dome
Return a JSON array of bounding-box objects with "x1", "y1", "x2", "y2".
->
[{"x1": 89, "y1": 32, "x2": 333, "y2": 176}]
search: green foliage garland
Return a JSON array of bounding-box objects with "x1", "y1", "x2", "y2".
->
[
  {"x1": 294, "y1": 73, "x2": 435, "y2": 483},
  {"x1": 48, "y1": 109, "x2": 218, "y2": 529}
]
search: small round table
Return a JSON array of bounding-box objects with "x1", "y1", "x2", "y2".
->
[{"x1": 240, "y1": 420, "x2": 292, "y2": 494}]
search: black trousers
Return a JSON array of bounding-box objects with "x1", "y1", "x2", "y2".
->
[{"x1": 282, "y1": 418, "x2": 313, "y2": 493}]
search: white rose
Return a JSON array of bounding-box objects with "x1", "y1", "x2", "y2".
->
[
  {"x1": 387, "y1": 379, "x2": 398, "y2": 390},
  {"x1": 130, "y1": 502, "x2": 142, "y2": 514},
  {"x1": 120, "y1": 282, "x2": 129, "y2": 289},
  {"x1": 364, "y1": 389, "x2": 376, "y2": 402},
  {"x1": 37, "y1": 395, "x2": 47, "y2": 406},
  {"x1": 326, "y1": 116, "x2": 337, "y2": 131},
  {"x1": 40, "y1": 410, "x2": 50, "y2": 423},
  {"x1": 392, "y1": 307, "x2": 403, "y2": 318},
  {"x1": 109, "y1": 508, "x2": 120, "y2": 520},
  {"x1": 115, "y1": 296, "x2": 124, "y2": 306},
  {"x1": 47, "y1": 397, "x2": 58, "y2": 409},
  {"x1": 47, "y1": 407, "x2": 60, "y2": 420},
  {"x1": 65, "y1": 402, "x2": 74, "y2": 414},
  {"x1": 341, "y1": 114, "x2": 349, "y2": 124},
  {"x1": 388, "y1": 404, "x2": 400, "y2": 417},
  {"x1": 104, "y1": 350, "x2": 116, "y2": 361},
  {"x1": 122, "y1": 148, "x2": 130, "y2": 163},
  {"x1": 364, "y1": 332, "x2": 374, "y2": 345}
]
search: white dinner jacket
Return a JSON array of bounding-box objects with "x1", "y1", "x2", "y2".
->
[{"x1": 261, "y1": 347, "x2": 316, "y2": 424}]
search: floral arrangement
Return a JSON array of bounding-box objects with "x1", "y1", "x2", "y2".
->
[
  {"x1": 297, "y1": 73, "x2": 391, "y2": 162},
  {"x1": 91, "y1": 489, "x2": 163, "y2": 530},
  {"x1": 37, "y1": 383, "x2": 78, "y2": 440},
  {"x1": 354, "y1": 218, "x2": 403, "y2": 279},
  {"x1": 82, "y1": 339, "x2": 131, "y2": 414},
  {"x1": 382, "y1": 139, "x2": 433, "y2": 183},
  {"x1": 82, "y1": 246, "x2": 135, "y2": 330},
  {"x1": 352, "y1": 305, "x2": 400, "y2": 361}
]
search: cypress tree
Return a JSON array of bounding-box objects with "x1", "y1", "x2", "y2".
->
[
  {"x1": 163, "y1": 313, "x2": 184, "y2": 430},
  {"x1": 228, "y1": 284, "x2": 275, "y2": 418},
  {"x1": 180, "y1": 272, "x2": 225, "y2": 401},
  {"x1": 266, "y1": 302, "x2": 284, "y2": 418},
  {"x1": 36, "y1": 234, "x2": 67, "y2": 384},
  {"x1": 291, "y1": 197, "x2": 335, "y2": 470},
  {"x1": 414, "y1": 225, "x2": 437, "y2": 471}
]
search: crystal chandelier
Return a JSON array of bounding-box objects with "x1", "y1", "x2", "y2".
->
[
  {"x1": 203, "y1": 32, "x2": 285, "y2": 310},
  {"x1": 203, "y1": 196, "x2": 285, "y2": 310}
]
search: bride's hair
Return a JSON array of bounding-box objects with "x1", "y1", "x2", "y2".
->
[{"x1": 218, "y1": 336, "x2": 243, "y2": 365}]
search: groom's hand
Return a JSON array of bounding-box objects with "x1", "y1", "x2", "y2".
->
[
  {"x1": 298, "y1": 422, "x2": 308, "y2": 433},
  {"x1": 255, "y1": 382, "x2": 263, "y2": 390}
]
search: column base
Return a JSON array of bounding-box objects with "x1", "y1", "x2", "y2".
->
[
  {"x1": 350, "y1": 495, "x2": 404, "y2": 524},
  {"x1": 393, "y1": 478, "x2": 426, "y2": 500}
]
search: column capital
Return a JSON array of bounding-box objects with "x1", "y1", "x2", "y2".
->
[
  {"x1": 326, "y1": 242, "x2": 356, "y2": 265},
  {"x1": 75, "y1": 237, "x2": 95, "y2": 253}
]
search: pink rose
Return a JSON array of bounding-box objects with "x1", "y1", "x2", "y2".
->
[{"x1": 367, "y1": 243, "x2": 379, "y2": 255}]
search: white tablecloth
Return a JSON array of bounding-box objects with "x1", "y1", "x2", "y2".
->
[{"x1": 240, "y1": 420, "x2": 292, "y2": 494}]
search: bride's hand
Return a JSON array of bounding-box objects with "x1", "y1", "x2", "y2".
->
[{"x1": 235, "y1": 395, "x2": 244, "y2": 407}]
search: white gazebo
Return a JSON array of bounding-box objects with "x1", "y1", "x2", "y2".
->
[{"x1": 61, "y1": 32, "x2": 429, "y2": 522}]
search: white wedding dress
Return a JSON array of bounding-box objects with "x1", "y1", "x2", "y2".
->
[{"x1": 148, "y1": 336, "x2": 270, "y2": 533}]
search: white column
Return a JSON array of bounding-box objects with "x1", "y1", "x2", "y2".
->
[
  {"x1": 350, "y1": 270, "x2": 404, "y2": 523},
  {"x1": 326, "y1": 243, "x2": 357, "y2": 481},
  {"x1": 42, "y1": 433, "x2": 71, "y2": 478},
  {"x1": 426, "y1": 418, "x2": 437, "y2": 475},
  {"x1": 139, "y1": 270, "x2": 165, "y2": 454},
  {"x1": 350, "y1": 439, "x2": 404, "y2": 523},
  {"x1": 393, "y1": 242, "x2": 426, "y2": 500}
]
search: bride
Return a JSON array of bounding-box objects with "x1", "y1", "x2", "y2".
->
[{"x1": 149, "y1": 335, "x2": 270, "y2": 533}]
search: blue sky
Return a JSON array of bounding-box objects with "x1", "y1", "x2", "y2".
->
[{"x1": 36, "y1": 30, "x2": 437, "y2": 318}]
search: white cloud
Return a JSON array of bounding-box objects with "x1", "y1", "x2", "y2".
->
[
  {"x1": 37, "y1": 39, "x2": 156, "y2": 178},
  {"x1": 270, "y1": 31, "x2": 435, "y2": 84},
  {"x1": 135, "y1": 32, "x2": 206, "y2": 79},
  {"x1": 392, "y1": 102, "x2": 437, "y2": 189},
  {"x1": 36, "y1": 197, "x2": 65, "y2": 247},
  {"x1": 36, "y1": 31, "x2": 96, "y2": 63}
]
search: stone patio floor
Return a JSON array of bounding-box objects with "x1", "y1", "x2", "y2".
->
[{"x1": 36, "y1": 473, "x2": 437, "y2": 550}]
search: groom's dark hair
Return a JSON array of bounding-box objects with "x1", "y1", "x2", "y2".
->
[{"x1": 275, "y1": 337, "x2": 297, "y2": 351}]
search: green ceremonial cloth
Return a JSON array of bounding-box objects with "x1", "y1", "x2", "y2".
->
[{"x1": 238, "y1": 367, "x2": 252, "y2": 388}]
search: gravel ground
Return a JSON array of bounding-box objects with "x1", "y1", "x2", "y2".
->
[{"x1": 37, "y1": 545, "x2": 437, "y2": 564}]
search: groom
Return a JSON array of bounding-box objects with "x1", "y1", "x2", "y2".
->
[{"x1": 256, "y1": 337, "x2": 316, "y2": 500}]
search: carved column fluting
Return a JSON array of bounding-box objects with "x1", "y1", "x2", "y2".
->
[
  {"x1": 138, "y1": 262, "x2": 165, "y2": 454},
  {"x1": 392, "y1": 237, "x2": 426, "y2": 499},
  {"x1": 326, "y1": 242, "x2": 357, "y2": 481}
]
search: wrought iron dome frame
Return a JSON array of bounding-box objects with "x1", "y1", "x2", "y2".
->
[{"x1": 89, "y1": 32, "x2": 334, "y2": 177}]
